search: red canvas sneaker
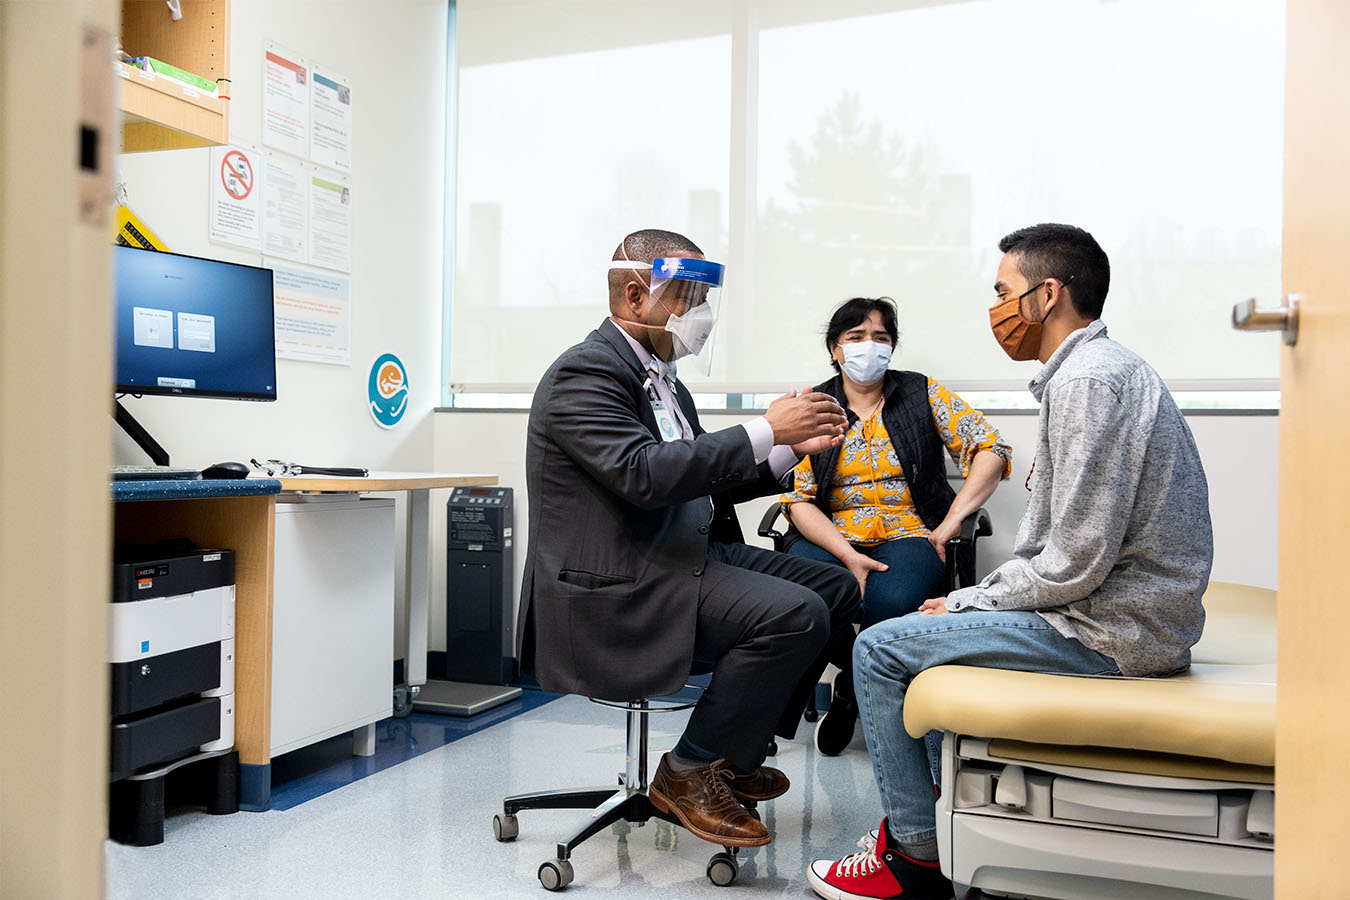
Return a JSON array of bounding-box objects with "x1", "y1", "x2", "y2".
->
[{"x1": 807, "y1": 819, "x2": 953, "y2": 900}]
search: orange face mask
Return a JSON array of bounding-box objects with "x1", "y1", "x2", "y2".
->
[{"x1": 989, "y1": 279, "x2": 1062, "y2": 361}]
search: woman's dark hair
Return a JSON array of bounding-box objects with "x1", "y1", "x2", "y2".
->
[{"x1": 824, "y1": 297, "x2": 899, "y2": 373}]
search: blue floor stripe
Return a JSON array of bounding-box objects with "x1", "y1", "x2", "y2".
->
[{"x1": 267, "y1": 687, "x2": 563, "y2": 811}]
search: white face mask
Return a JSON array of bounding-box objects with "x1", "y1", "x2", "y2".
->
[
  {"x1": 839, "y1": 340, "x2": 892, "y2": 385},
  {"x1": 664, "y1": 301, "x2": 716, "y2": 360}
]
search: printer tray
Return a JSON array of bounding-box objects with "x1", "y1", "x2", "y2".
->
[
  {"x1": 110, "y1": 696, "x2": 220, "y2": 781},
  {"x1": 111, "y1": 642, "x2": 221, "y2": 717}
]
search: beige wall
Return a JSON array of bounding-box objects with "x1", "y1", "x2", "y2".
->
[{"x1": 0, "y1": 1, "x2": 118, "y2": 897}]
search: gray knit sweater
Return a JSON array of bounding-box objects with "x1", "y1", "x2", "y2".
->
[{"x1": 947, "y1": 320, "x2": 1213, "y2": 676}]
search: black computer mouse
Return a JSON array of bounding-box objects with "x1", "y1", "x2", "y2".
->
[{"x1": 201, "y1": 461, "x2": 251, "y2": 480}]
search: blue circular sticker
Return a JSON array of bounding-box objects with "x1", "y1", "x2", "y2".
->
[{"x1": 368, "y1": 353, "x2": 409, "y2": 429}]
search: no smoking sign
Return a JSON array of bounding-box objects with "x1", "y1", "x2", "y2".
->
[
  {"x1": 209, "y1": 144, "x2": 261, "y2": 250},
  {"x1": 221, "y1": 149, "x2": 254, "y2": 201}
]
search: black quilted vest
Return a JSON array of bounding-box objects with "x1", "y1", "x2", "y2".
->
[{"x1": 806, "y1": 370, "x2": 956, "y2": 532}]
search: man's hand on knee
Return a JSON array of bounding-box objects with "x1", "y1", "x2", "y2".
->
[{"x1": 918, "y1": 597, "x2": 949, "y2": 616}]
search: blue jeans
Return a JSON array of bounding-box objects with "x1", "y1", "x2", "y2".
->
[
  {"x1": 786, "y1": 536, "x2": 946, "y2": 629},
  {"x1": 853, "y1": 609, "x2": 1119, "y2": 842}
]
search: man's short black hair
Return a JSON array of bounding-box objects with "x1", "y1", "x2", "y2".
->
[
  {"x1": 998, "y1": 223, "x2": 1110, "y2": 320},
  {"x1": 824, "y1": 297, "x2": 899, "y2": 373},
  {"x1": 608, "y1": 229, "x2": 703, "y2": 298}
]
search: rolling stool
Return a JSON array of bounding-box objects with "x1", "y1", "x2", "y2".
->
[{"x1": 494, "y1": 692, "x2": 758, "y2": 890}]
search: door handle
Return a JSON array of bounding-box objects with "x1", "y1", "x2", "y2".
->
[{"x1": 1232, "y1": 293, "x2": 1300, "y2": 346}]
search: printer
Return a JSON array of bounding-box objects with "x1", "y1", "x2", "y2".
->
[{"x1": 109, "y1": 543, "x2": 236, "y2": 781}]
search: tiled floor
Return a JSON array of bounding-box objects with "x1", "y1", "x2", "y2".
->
[{"x1": 105, "y1": 692, "x2": 974, "y2": 899}]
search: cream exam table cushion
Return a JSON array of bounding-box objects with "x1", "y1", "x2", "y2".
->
[
  {"x1": 903, "y1": 582, "x2": 1277, "y2": 770},
  {"x1": 1188, "y1": 581, "x2": 1278, "y2": 665}
]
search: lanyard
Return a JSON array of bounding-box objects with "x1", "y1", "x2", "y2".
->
[{"x1": 643, "y1": 377, "x2": 682, "y2": 443}]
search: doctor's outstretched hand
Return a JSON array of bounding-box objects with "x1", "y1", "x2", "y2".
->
[{"x1": 766, "y1": 387, "x2": 848, "y2": 454}]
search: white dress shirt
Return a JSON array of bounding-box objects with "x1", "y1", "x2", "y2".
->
[{"x1": 613, "y1": 322, "x2": 799, "y2": 480}]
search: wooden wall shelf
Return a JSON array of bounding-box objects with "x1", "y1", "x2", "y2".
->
[{"x1": 119, "y1": 0, "x2": 230, "y2": 153}]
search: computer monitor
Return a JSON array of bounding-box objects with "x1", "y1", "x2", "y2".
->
[
  {"x1": 114, "y1": 244, "x2": 277, "y2": 401},
  {"x1": 113, "y1": 245, "x2": 277, "y2": 465}
]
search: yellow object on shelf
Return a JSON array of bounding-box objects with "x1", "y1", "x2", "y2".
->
[{"x1": 113, "y1": 205, "x2": 169, "y2": 251}]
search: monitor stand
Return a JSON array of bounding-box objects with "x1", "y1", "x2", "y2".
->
[{"x1": 114, "y1": 399, "x2": 171, "y2": 466}]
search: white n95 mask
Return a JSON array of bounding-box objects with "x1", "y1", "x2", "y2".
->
[
  {"x1": 664, "y1": 300, "x2": 716, "y2": 360},
  {"x1": 840, "y1": 341, "x2": 892, "y2": 385}
]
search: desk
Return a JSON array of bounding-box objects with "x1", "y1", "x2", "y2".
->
[
  {"x1": 113, "y1": 471, "x2": 495, "y2": 810},
  {"x1": 272, "y1": 472, "x2": 498, "y2": 698}
]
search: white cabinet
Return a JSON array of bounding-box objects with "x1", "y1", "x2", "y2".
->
[{"x1": 270, "y1": 497, "x2": 394, "y2": 757}]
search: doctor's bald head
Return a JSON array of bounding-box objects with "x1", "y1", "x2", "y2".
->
[{"x1": 608, "y1": 229, "x2": 703, "y2": 308}]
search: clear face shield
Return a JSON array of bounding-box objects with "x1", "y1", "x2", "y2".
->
[{"x1": 610, "y1": 256, "x2": 725, "y2": 376}]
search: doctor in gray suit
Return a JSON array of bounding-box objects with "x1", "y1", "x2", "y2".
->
[{"x1": 518, "y1": 229, "x2": 861, "y2": 849}]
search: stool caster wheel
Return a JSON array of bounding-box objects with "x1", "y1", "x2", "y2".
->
[
  {"x1": 804, "y1": 710, "x2": 819, "y2": 723},
  {"x1": 493, "y1": 813, "x2": 518, "y2": 841},
  {"x1": 766, "y1": 741, "x2": 778, "y2": 756},
  {"x1": 539, "y1": 858, "x2": 574, "y2": 891},
  {"x1": 707, "y1": 851, "x2": 739, "y2": 886}
]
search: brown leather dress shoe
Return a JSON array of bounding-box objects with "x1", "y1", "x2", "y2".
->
[
  {"x1": 648, "y1": 754, "x2": 772, "y2": 847},
  {"x1": 721, "y1": 760, "x2": 790, "y2": 802}
]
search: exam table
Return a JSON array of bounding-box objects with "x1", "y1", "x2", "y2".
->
[{"x1": 905, "y1": 582, "x2": 1276, "y2": 900}]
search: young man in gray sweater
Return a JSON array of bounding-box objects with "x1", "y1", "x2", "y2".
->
[{"x1": 807, "y1": 223, "x2": 1214, "y2": 900}]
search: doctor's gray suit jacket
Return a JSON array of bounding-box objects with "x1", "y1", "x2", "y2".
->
[{"x1": 517, "y1": 318, "x2": 789, "y2": 701}]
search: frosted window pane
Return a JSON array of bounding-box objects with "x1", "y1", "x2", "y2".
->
[
  {"x1": 451, "y1": 2, "x2": 731, "y2": 384},
  {"x1": 449, "y1": 0, "x2": 1284, "y2": 391},
  {"x1": 753, "y1": 0, "x2": 1284, "y2": 386}
]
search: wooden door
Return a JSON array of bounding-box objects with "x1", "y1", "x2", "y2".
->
[
  {"x1": 0, "y1": 0, "x2": 118, "y2": 897},
  {"x1": 1275, "y1": 0, "x2": 1350, "y2": 893}
]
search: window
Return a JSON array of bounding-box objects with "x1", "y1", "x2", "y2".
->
[{"x1": 445, "y1": 0, "x2": 1285, "y2": 406}]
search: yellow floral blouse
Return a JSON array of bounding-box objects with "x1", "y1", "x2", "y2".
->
[{"x1": 780, "y1": 379, "x2": 1012, "y2": 544}]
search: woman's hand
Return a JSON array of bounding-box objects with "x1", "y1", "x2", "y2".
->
[
  {"x1": 792, "y1": 432, "x2": 846, "y2": 456},
  {"x1": 843, "y1": 549, "x2": 888, "y2": 596},
  {"x1": 766, "y1": 387, "x2": 847, "y2": 448},
  {"x1": 926, "y1": 516, "x2": 963, "y2": 564}
]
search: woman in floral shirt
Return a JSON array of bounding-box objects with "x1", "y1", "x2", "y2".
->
[{"x1": 780, "y1": 297, "x2": 1012, "y2": 755}]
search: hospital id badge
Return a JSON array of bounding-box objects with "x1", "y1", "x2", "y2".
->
[{"x1": 650, "y1": 398, "x2": 681, "y2": 442}]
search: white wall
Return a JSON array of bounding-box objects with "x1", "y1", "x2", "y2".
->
[
  {"x1": 114, "y1": 0, "x2": 448, "y2": 473},
  {"x1": 115, "y1": 2, "x2": 449, "y2": 663},
  {"x1": 430, "y1": 408, "x2": 1278, "y2": 653}
]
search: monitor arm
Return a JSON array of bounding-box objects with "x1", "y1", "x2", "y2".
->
[{"x1": 113, "y1": 399, "x2": 170, "y2": 466}]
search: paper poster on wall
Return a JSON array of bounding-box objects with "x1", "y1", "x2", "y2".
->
[
  {"x1": 262, "y1": 42, "x2": 309, "y2": 157},
  {"x1": 308, "y1": 173, "x2": 352, "y2": 272},
  {"x1": 262, "y1": 155, "x2": 307, "y2": 262},
  {"x1": 268, "y1": 260, "x2": 351, "y2": 365},
  {"x1": 310, "y1": 66, "x2": 352, "y2": 172},
  {"x1": 208, "y1": 145, "x2": 261, "y2": 250}
]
